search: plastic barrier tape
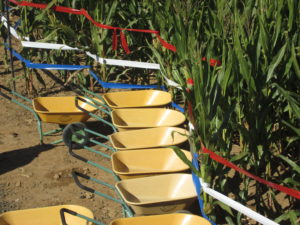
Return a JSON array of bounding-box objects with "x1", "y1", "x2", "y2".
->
[{"x1": 9, "y1": 0, "x2": 176, "y2": 53}]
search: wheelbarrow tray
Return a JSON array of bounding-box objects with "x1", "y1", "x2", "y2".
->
[
  {"x1": 33, "y1": 96, "x2": 97, "y2": 125},
  {"x1": 111, "y1": 108, "x2": 186, "y2": 131},
  {"x1": 115, "y1": 173, "x2": 197, "y2": 215},
  {"x1": 109, "y1": 127, "x2": 189, "y2": 150},
  {"x1": 111, "y1": 148, "x2": 192, "y2": 179},
  {"x1": 0, "y1": 205, "x2": 93, "y2": 225},
  {"x1": 103, "y1": 90, "x2": 172, "y2": 109},
  {"x1": 110, "y1": 213, "x2": 211, "y2": 225}
]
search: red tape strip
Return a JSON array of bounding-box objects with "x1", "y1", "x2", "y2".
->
[
  {"x1": 202, "y1": 147, "x2": 300, "y2": 199},
  {"x1": 186, "y1": 100, "x2": 300, "y2": 199},
  {"x1": 9, "y1": 0, "x2": 176, "y2": 53}
]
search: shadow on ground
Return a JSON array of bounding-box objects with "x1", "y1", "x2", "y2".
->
[{"x1": 0, "y1": 144, "x2": 54, "y2": 175}]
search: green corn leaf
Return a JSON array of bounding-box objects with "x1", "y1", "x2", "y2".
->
[
  {"x1": 169, "y1": 146, "x2": 199, "y2": 175},
  {"x1": 275, "y1": 210, "x2": 300, "y2": 225},
  {"x1": 230, "y1": 151, "x2": 249, "y2": 162},
  {"x1": 291, "y1": 42, "x2": 300, "y2": 79},
  {"x1": 215, "y1": 200, "x2": 234, "y2": 216},
  {"x1": 277, "y1": 154, "x2": 300, "y2": 174},
  {"x1": 266, "y1": 43, "x2": 287, "y2": 82},
  {"x1": 225, "y1": 216, "x2": 235, "y2": 225},
  {"x1": 282, "y1": 177, "x2": 300, "y2": 186},
  {"x1": 287, "y1": 0, "x2": 294, "y2": 32}
]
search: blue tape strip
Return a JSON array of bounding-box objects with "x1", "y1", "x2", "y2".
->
[
  {"x1": 89, "y1": 70, "x2": 163, "y2": 89},
  {"x1": 13, "y1": 19, "x2": 21, "y2": 30},
  {"x1": 26, "y1": 63, "x2": 90, "y2": 70},
  {"x1": 192, "y1": 152, "x2": 216, "y2": 225},
  {"x1": 9, "y1": 47, "x2": 31, "y2": 64},
  {"x1": 5, "y1": 44, "x2": 91, "y2": 70},
  {"x1": 171, "y1": 102, "x2": 184, "y2": 112}
]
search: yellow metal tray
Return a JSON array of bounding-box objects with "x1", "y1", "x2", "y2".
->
[
  {"x1": 103, "y1": 90, "x2": 172, "y2": 109},
  {"x1": 111, "y1": 108, "x2": 186, "y2": 131},
  {"x1": 109, "y1": 127, "x2": 189, "y2": 150},
  {"x1": 0, "y1": 205, "x2": 93, "y2": 225},
  {"x1": 115, "y1": 173, "x2": 197, "y2": 215},
  {"x1": 111, "y1": 148, "x2": 192, "y2": 179},
  {"x1": 33, "y1": 96, "x2": 97, "y2": 125},
  {"x1": 110, "y1": 213, "x2": 211, "y2": 225}
]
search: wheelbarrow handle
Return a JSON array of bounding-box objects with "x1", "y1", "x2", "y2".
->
[
  {"x1": 0, "y1": 84, "x2": 11, "y2": 93},
  {"x1": 60, "y1": 208, "x2": 105, "y2": 225},
  {"x1": 60, "y1": 208, "x2": 76, "y2": 225},
  {"x1": 72, "y1": 171, "x2": 95, "y2": 193},
  {"x1": 69, "y1": 147, "x2": 114, "y2": 175},
  {"x1": 0, "y1": 84, "x2": 32, "y2": 102},
  {"x1": 0, "y1": 87, "x2": 12, "y2": 100},
  {"x1": 75, "y1": 96, "x2": 117, "y2": 132},
  {"x1": 75, "y1": 95, "x2": 110, "y2": 115},
  {"x1": 72, "y1": 171, "x2": 124, "y2": 205}
]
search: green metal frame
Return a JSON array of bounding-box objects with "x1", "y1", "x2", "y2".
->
[{"x1": 72, "y1": 171, "x2": 134, "y2": 218}]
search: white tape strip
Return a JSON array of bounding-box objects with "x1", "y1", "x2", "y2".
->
[
  {"x1": 164, "y1": 77, "x2": 182, "y2": 89},
  {"x1": 200, "y1": 179, "x2": 279, "y2": 225},
  {"x1": 1, "y1": 15, "x2": 22, "y2": 40},
  {"x1": 22, "y1": 41, "x2": 79, "y2": 50},
  {"x1": 2, "y1": 15, "x2": 161, "y2": 69},
  {"x1": 86, "y1": 52, "x2": 160, "y2": 70}
]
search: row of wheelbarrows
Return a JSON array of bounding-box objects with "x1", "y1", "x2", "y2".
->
[{"x1": 0, "y1": 85, "x2": 212, "y2": 225}]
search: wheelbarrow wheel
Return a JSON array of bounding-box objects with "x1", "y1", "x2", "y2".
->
[{"x1": 63, "y1": 122, "x2": 89, "y2": 149}]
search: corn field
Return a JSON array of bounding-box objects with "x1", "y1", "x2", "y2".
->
[{"x1": 1, "y1": 0, "x2": 299, "y2": 224}]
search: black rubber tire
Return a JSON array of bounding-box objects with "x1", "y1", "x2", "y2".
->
[{"x1": 62, "y1": 122, "x2": 89, "y2": 149}]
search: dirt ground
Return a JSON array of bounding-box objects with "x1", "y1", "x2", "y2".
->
[{"x1": 0, "y1": 48, "x2": 123, "y2": 224}]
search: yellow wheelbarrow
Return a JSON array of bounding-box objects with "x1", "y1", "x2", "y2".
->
[
  {"x1": 115, "y1": 173, "x2": 197, "y2": 215},
  {"x1": 0, "y1": 205, "x2": 93, "y2": 225},
  {"x1": 72, "y1": 172, "x2": 197, "y2": 217},
  {"x1": 110, "y1": 213, "x2": 211, "y2": 225},
  {"x1": 61, "y1": 208, "x2": 211, "y2": 225},
  {"x1": 111, "y1": 148, "x2": 192, "y2": 179},
  {"x1": 1, "y1": 205, "x2": 211, "y2": 225},
  {"x1": 33, "y1": 96, "x2": 98, "y2": 125},
  {"x1": 111, "y1": 108, "x2": 186, "y2": 131},
  {"x1": 68, "y1": 126, "x2": 189, "y2": 177},
  {"x1": 109, "y1": 127, "x2": 188, "y2": 150},
  {"x1": 102, "y1": 90, "x2": 172, "y2": 109},
  {"x1": 61, "y1": 209, "x2": 211, "y2": 225}
]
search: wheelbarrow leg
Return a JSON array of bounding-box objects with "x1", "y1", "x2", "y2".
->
[{"x1": 36, "y1": 119, "x2": 44, "y2": 145}]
